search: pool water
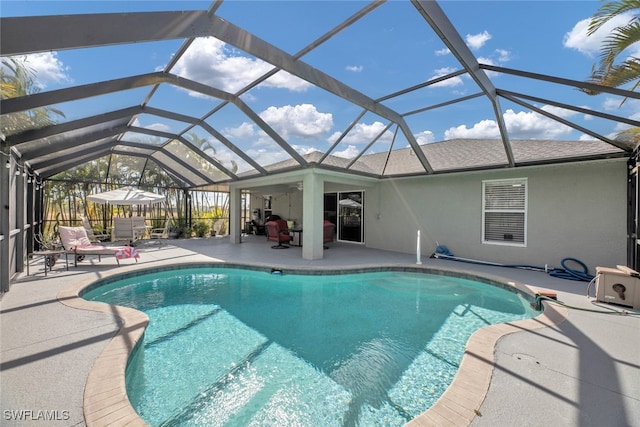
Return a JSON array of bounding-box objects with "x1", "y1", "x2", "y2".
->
[{"x1": 83, "y1": 267, "x2": 538, "y2": 426}]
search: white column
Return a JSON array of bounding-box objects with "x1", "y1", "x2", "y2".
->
[
  {"x1": 302, "y1": 171, "x2": 324, "y2": 260},
  {"x1": 229, "y1": 187, "x2": 242, "y2": 244}
]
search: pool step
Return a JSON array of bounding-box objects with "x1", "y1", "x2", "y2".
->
[
  {"x1": 162, "y1": 342, "x2": 351, "y2": 426},
  {"x1": 129, "y1": 308, "x2": 270, "y2": 426},
  {"x1": 158, "y1": 339, "x2": 272, "y2": 426}
]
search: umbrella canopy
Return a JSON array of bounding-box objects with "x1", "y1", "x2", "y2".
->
[
  {"x1": 87, "y1": 187, "x2": 165, "y2": 205},
  {"x1": 338, "y1": 198, "x2": 362, "y2": 208}
]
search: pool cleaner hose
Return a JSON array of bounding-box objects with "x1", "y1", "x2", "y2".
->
[{"x1": 430, "y1": 245, "x2": 595, "y2": 282}]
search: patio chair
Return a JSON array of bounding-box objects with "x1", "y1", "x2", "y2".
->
[
  {"x1": 81, "y1": 216, "x2": 110, "y2": 242},
  {"x1": 132, "y1": 216, "x2": 149, "y2": 240},
  {"x1": 58, "y1": 226, "x2": 139, "y2": 266},
  {"x1": 212, "y1": 218, "x2": 227, "y2": 236},
  {"x1": 265, "y1": 220, "x2": 293, "y2": 249},
  {"x1": 149, "y1": 217, "x2": 171, "y2": 239},
  {"x1": 113, "y1": 217, "x2": 135, "y2": 243},
  {"x1": 323, "y1": 220, "x2": 336, "y2": 249}
]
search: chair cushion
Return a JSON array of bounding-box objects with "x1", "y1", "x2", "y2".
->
[
  {"x1": 275, "y1": 219, "x2": 289, "y2": 232},
  {"x1": 58, "y1": 226, "x2": 92, "y2": 249}
]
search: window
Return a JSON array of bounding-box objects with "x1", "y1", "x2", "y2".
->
[{"x1": 482, "y1": 178, "x2": 527, "y2": 246}]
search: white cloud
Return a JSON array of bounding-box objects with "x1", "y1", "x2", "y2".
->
[
  {"x1": 494, "y1": 49, "x2": 511, "y2": 63},
  {"x1": 503, "y1": 108, "x2": 573, "y2": 139},
  {"x1": 414, "y1": 130, "x2": 436, "y2": 145},
  {"x1": 245, "y1": 147, "x2": 290, "y2": 166},
  {"x1": 259, "y1": 104, "x2": 333, "y2": 139},
  {"x1": 629, "y1": 111, "x2": 640, "y2": 122},
  {"x1": 333, "y1": 144, "x2": 360, "y2": 158},
  {"x1": 444, "y1": 108, "x2": 574, "y2": 139},
  {"x1": 171, "y1": 37, "x2": 311, "y2": 94},
  {"x1": 146, "y1": 123, "x2": 171, "y2": 133},
  {"x1": 603, "y1": 97, "x2": 623, "y2": 111},
  {"x1": 346, "y1": 65, "x2": 363, "y2": 72},
  {"x1": 477, "y1": 49, "x2": 511, "y2": 74},
  {"x1": 607, "y1": 110, "x2": 640, "y2": 137},
  {"x1": 220, "y1": 105, "x2": 333, "y2": 166},
  {"x1": 223, "y1": 122, "x2": 255, "y2": 139},
  {"x1": 6, "y1": 52, "x2": 71, "y2": 90},
  {"x1": 476, "y1": 56, "x2": 495, "y2": 66},
  {"x1": 539, "y1": 104, "x2": 579, "y2": 119},
  {"x1": 331, "y1": 121, "x2": 393, "y2": 145},
  {"x1": 466, "y1": 31, "x2": 491, "y2": 50},
  {"x1": 435, "y1": 47, "x2": 450, "y2": 56},
  {"x1": 564, "y1": 13, "x2": 640, "y2": 58},
  {"x1": 445, "y1": 119, "x2": 501, "y2": 139},
  {"x1": 579, "y1": 133, "x2": 597, "y2": 141},
  {"x1": 428, "y1": 67, "x2": 464, "y2": 87}
]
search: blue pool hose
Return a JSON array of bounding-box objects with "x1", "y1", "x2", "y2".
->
[
  {"x1": 431, "y1": 245, "x2": 595, "y2": 282},
  {"x1": 433, "y1": 245, "x2": 640, "y2": 316}
]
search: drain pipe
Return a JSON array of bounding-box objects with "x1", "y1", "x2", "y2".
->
[{"x1": 416, "y1": 229, "x2": 422, "y2": 265}]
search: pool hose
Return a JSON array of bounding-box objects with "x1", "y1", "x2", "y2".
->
[
  {"x1": 430, "y1": 244, "x2": 595, "y2": 282},
  {"x1": 431, "y1": 245, "x2": 639, "y2": 316}
]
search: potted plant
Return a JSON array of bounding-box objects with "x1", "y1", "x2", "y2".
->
[
  {"x1": 193, "y1": 220, "x2": 209, "y2": 238},
  {"x1": 167, "y1": 223, "x2": 180, "y2": 239}
]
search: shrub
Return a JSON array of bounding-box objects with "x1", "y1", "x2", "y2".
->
[{"x1": 193, "y1": 220, "x2": 209, "y2": 237}]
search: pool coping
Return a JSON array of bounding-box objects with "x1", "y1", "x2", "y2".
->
[{"x1": 57, "y1": 260, "x2": 568, "y2": 427}]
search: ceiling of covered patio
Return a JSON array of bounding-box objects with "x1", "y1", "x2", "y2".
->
[{"x1": 1, "y1": 1, "x2": 636, "y2": 191}]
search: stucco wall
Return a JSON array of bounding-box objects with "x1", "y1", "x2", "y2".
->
[
  {"x1": 364, "y1": 159, "x2": 627, "y2": 272},
  {"x1": 250, "y1": 191, "x2": 303, "y2": 225}
]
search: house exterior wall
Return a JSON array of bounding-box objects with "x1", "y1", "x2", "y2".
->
[
  {"x1": 364, "y1": 159, "x2": 627, "y2": 272},
  {"x1": 249, "y1": 190, "x2": 303, "y2": 225}
]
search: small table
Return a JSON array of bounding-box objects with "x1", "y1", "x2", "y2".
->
[
  {"x1": 290, "y1": 228, "x2": 303, "y2": 246},
  {"x1": 27, "y1": 250, "x2": 69, "y2": 276}
]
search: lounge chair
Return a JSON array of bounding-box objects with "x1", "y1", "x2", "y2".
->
[
  {"x1": 265, "y1": 220, "x2": 293, "y2": 249},
  {"x1": 81, "y1": 216, "x2": 110, "y2": 242},
  {"x1": 59, "y1": 226, "x2": 139, "y2": 266}
]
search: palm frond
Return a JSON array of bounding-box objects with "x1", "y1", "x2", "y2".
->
[
  {"x1": 592, "y1": 57, "x2": 640, "y2": 86},
  {"x1": 598, "y1": 20, "x2": 640, "y2": 68},
  {"x1": 589, "y1": 0, "x2": 640, "y2": 35}
]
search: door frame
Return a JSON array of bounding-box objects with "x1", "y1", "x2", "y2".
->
[{"x1": 325, "y1": 190, "x2": 364, "y2": 244}]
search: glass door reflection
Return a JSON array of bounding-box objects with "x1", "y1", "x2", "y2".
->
[{"x1": 338, "y1": 191, "x2": 363, "y2": 243}]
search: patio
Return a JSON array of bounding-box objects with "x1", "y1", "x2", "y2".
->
[{"x1": 1, "y1": 236, "x2": 638, "y2": 426}]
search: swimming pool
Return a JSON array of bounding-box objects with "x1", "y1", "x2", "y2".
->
[{"x1": 82, "y1": 266, "x2": 539, "y2": 426}]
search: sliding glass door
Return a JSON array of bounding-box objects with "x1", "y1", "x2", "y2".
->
[{"x1": 338, "y1": 191, "x2": 363, "y2": 243}]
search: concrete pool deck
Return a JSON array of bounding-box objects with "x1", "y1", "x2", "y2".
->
[{"x1": 1, "y1": 235, "x2": 639, "y2": 426}]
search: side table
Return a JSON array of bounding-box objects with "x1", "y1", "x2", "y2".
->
[
  {"x1": 290, "y1": 228, "x2": 303, "y2": 247},
  {"x1": 27, "y1": 250, "x2": 69, "y2": 276}
]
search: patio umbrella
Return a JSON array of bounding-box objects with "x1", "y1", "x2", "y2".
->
[
  {"x1": 338, "y1": 198, "x2": 362, "y2": 208},
  {"x1": 87, "y1": 187, "x2": 165, "y2": 205},
  {"x1": 87, "y1": 187, "x2": 166, "y2": 238}
]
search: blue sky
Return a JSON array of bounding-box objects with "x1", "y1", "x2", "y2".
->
[{"x1": 2, "y1": 1, "x2": 636, "y2": 171}]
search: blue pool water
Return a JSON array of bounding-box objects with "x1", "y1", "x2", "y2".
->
[{"x1": 83, "y1": 267, "x2": 538, "y2": 426}]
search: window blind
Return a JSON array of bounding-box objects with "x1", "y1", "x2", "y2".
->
[{"x1": 482, "y1": 179, "x2": 527, "y2": 245}]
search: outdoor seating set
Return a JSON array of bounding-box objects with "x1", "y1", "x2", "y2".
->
[
  {"x1": 111, "y1": 217, "x2": 151, "y2": 243},
  {"x1": 59, "y1": 225, "x2": 139, "y2": 267},
  {"x1": 27, "y1": 215, "x2": 174, "y2": 276},
  {"x1": 265, "y1": 218, "x2": 335, "y2": 249}
]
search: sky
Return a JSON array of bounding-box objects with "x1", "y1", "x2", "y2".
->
[{"x1": 2, "y1": 0, "x2": 637, "y2": 171}]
